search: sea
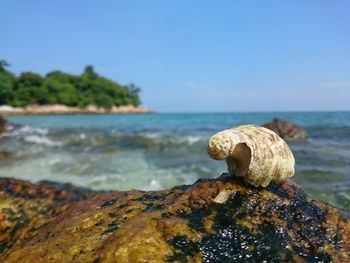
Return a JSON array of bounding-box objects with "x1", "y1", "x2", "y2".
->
[{"x1": 0, "y1": 112, "x2": 349, "y2": 212}]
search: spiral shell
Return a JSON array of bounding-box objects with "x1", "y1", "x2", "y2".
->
[{"x1": 207, "y1": 125, "x2": 295, "y2": 187}]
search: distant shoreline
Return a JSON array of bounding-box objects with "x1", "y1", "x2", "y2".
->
[{"x1": 0, "y1": 104, "x2": 152, "y2": 116}]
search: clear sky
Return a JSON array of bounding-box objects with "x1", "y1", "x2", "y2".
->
[{"x1": 1, "y1": 1, "x2": 349, "y2": 112}]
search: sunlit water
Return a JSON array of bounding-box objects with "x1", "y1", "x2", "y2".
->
[{"x1": 0, "y1": 112, "x2": 349, "y2": 211}]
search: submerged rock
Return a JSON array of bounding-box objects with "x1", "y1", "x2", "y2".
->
[
  {"x1": 263, "y1": 118, "x2": 308, "y2": 141},
  {"x1": 0, "y1": 176, "x2": 349, "y2": 262}
]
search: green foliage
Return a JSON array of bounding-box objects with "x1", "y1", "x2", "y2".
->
[
  {"x1": 18, "y1": 72, "x2": 43, "y2": 87},
  {"x1": 83, "y1": 65, "x2": 98, "y2": 80},
  {"x1": 43, "y1": 79, "x2": 79, "y2": 106},
  {"x1": 0, "y1": 60, "x2": 10, "y2": 73},
  {"x1": 0, "y1": 61, "x2": 142, "y2": 108},
  {"x1": 0, "y1": 60, "x2": 15, "y2": 105},
  {"x1": 126, "y1": 83, "x2": 141, "y2": 106},
  {"x1": 0, "y1": 71, "x2": 15, "y2": 105},
  {"x1": 12, "y1": 72, "x2": 45, "y2": 106}
]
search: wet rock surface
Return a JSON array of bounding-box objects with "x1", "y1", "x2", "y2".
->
[
  {"x1": 263, "y1": 118, "x2": 308, "y2": 141},
  {"x1": 0, "y1": 175, "x2": 349, "y2": 262},
  {"x1": 0, "y1": 178, "x2": 95, "y2": 255}
]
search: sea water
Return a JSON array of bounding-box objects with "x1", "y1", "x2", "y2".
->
[{"x1": 1, "y1": 112, "x2": 349, "y2": 211}]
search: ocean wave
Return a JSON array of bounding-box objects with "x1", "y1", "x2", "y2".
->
[
  {"x1": 189, "y1": 135, "x2": 204, "y2": 144},
  {"x1": 23, "y1": 135, "x2": 63, "y2": 147},
  {"x1": 139, "y1": 132, "x2": 203, "y2": 144},
  {"x1": 1, "y1": 125, "x2": 64, "y2": 147},
  {"x1": 16, "y1": 125, "x2": 48, "y2": 136}
]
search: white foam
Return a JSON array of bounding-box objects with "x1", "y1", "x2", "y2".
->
[
  {"x1": 142, "y1": 132, "x2": 162, "y2": 140},
  {"x1": 20, "y1": 126, "x2": 48, "y2": 135},
  {"x1": 149, "y1": 179, "x2": 161, "y2": 189},
  {"x1": 185, "y1": 135, "x2": 202, "y2": 144},
  {"x1": 24, "y1": 135, "x2": 63, "y2": 146},
  {"x1": 5, "y1": 125, "x2": 49, "y2": 137}
]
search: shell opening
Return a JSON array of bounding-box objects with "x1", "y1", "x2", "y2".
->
[{"x1": 226, "y1": 143, "x2": 251, "y2": 177}]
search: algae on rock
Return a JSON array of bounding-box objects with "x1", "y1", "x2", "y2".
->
[{"x1": 0, "y1": 175, "x2": 349, "y2": 262}]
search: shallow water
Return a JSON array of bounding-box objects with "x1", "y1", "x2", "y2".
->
[{"x1": 1, "y1": 112, "x2": 349, "y2": 211}]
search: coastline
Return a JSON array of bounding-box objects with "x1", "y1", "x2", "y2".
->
[{"x1": 0, "y1": 104, "x2": 152, "y2": 115}]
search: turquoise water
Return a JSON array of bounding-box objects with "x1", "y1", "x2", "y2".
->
[{"x1": 1, "y1": 112, "x2": 350, "y2": 211}]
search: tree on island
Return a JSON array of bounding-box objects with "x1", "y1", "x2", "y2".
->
[
  {"x1": 0, "y1": 60, "x2": 142, "y2": 109},
  {"x1": 0, "y1": 60, "x2": 10, "y2": 72},
  {"x1": 0, "y1": 60, "x2": 16, "y2": 105}
]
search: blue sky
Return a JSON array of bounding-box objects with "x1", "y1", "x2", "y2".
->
[{"x1": 1, "y1": 1, "x2": 349, "y2": 112}]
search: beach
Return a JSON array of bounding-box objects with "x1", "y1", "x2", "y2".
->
[{"x1": 0, "y1": 104, "x2": 151, "y2": 115}]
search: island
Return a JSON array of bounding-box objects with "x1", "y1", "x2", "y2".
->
[{"x1": 0, "y1": 60, "x2": 150, "y2": 115}]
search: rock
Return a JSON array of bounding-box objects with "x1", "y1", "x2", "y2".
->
[
  {"x1": 0, "y1": 151, "x2": 11, "y2": 161},
  {"x1": 0, "y1": 175, "x2": 349, "y2": 262},
  {"x1": 0, "y1": 116, "x2": 10, "y2": 160},
  {"x1": 262, "y1": 118, "x2": 308, "y2": 141},
  {"x1": 0, "y1": 178, "x2": 95, "y2": 255},
  {"x1": 0, "y1": 115, "x2": 6, "y2": 135}
]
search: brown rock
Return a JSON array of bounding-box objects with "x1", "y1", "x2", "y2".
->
[
  {"x1": 0, "y1": 116, "x2": 6, "y2": 135},
  {"x1": 263, "y1": 118, "x2": 308, "y2": 141},
  {"x1": 0, "y1": 151, "x2": 11, "y2": 161},
  {"x1": 0, "y1": 178, "x2": 95, "y2": 255},
  {"x1": 0, "y1": 175, "x2": 349, "y2": 262}
]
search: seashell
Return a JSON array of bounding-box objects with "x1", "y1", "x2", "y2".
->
[{"x1": 207, "y1": 125, "x2": 295, "y2": 187}]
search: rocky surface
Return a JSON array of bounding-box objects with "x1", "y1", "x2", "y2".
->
[
  {"x1": 0, "y1": 175, "x2": 349, "y2": 262},
  {"x1": 0, "y1": 178, "x2": 95, "y2": 255},
  {"x1": 263, "y1": 118, "x2": 308, "y2": 141}
]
